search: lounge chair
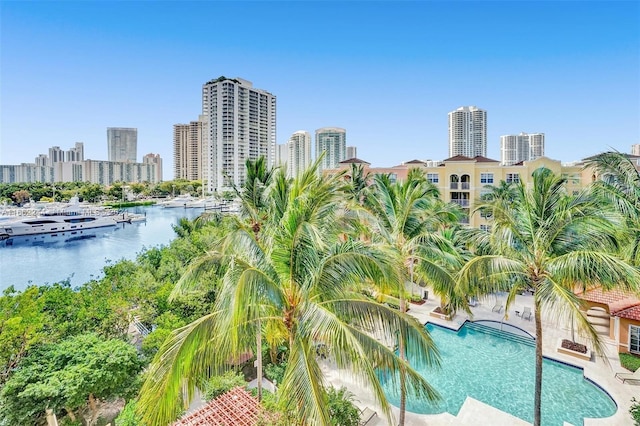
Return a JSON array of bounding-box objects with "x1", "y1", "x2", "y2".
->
[
  {"x1": 491, "y1": 303, "x2": 503, "y2": 313},
  {"x1": 521, "y1": 306, "x2": 532, "y2": 321},
  {"x1": 359, "y1": 407, "x2": 377, "y2": 425},
  {"x1": 615, "y1": 368, "x2": 640, "y2": 384}
]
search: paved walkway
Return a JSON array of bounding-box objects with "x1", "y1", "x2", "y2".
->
[{"x1": 323, "y1": 287, "x2": 638, "y2": 426}]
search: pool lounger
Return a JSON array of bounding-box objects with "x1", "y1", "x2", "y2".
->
[{"x1": 359, "y1": 407, "x2": 377, "y2": 425}]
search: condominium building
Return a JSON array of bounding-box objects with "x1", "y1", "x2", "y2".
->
[
  {"x1": 315, "y1": 127, "x2": 346, "y2": 173},
  {"x1": 66, "y1": 142, "x2": 84, "y2": 162},
  {"x1": 632, "y1": 144, "x2": 640, "y2": 156},
  {"x1": 173, "y1": 116, "x2": 207, "y2": 181},
  {"x1": 0, "y1": 164, "x2": 54, "y2": 183},
  {"x1": 201, "y1": 77, "x2": 276, "y2": 193},
  {"x1": 48, "y1": 146, "x2": 65, "y2": 165},
  {"x1": 54, "y1": 160, "x2": 159, "y2": 185},
  {"x1": 143, "y1": 153, "x2": 163, "y2": 183},
  {"x1": 346, "y1": 146, "x2": 358, "y2": 160},
  {"x1": 282, "y1": 131, "x2": 312, "y2": 178},
  {"x1": 107, "y1": 127, "x2": 138, "y2": 162},
  {"x1": 448, "y1": 106, "x2": 487, "y2": 158},
  {"x1": 500, "y1": 133, "x2": 545, "y2": 165}
]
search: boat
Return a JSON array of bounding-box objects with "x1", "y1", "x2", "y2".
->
[
  {"x1": 159, "y1": 194, "x2": 194, "y2": 208},
  {"x1": 0, "y1": 196, "x2": 117, "y2": 238}
]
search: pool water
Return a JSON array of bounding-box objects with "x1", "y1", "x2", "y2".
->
[{"x1": 381, "y1": 322, "x2": 616, "y2": 425}]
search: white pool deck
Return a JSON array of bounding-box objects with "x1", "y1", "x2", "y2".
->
[{"x1": 322, "y1": 287, "x2": 638, "y2": 426}]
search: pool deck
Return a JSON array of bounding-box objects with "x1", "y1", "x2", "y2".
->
[{"x1": 323, "y1": 288, "x2": 637, "y2": 426}]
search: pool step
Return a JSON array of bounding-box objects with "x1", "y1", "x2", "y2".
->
[{"x1": 465, "y1": 322, "x2": 535, "y2": 347}]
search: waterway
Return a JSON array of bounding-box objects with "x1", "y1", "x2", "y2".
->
[{"x1": 0, "y1": 206, "x2": 203, "y2": 292}]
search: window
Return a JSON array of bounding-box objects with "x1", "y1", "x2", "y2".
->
[
  {"x1": 480, "y1": 208, "x2": 493, "y2": 219},
  {"x1": 427, "y1": 173, "x2": 439, "y2": 183},
  {"x1": 480, "y1": 173, "x2": 494, "y2": 184},
  {"x1": 480, "y1": 224, "x2": 491, "y2": 232},
  {"x1": 506, "y1": 173, "x2": 520, "y2": 183},
  {"x1": 630, "y1": 325, "x2": 640, "y2": 354}
]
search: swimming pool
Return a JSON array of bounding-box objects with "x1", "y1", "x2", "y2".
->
[{"x1": 381, "y1": 322, "x2": 616, "y2": 425}]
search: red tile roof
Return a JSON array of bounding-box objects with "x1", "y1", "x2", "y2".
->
[
  {"x1": 473, "y1": 155, "x2": 500, "y2": 163},
  {"x1": 339, "y1": 157, "x2": 370, "y2": 164},
  {"x1": 174, "y1": 387, "x2": 264, "y2": 426},
  {"x1": 443, "y1": 155, "x2": 473, "y2": 162},
  {"x1": 577, "y1": 287, "x2": 640, "y2": 315},
  {"x1": 614, "y1": 305, "x2": 640, "y2": 321}
]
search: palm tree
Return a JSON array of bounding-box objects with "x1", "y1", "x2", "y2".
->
[
  {"x1": 137, "y1": 163, "x2": 441, "y2": 425},
  {"x1": 584, "y1": 151, "x2": 640, "y2": 265},
  {"x1": 459, "y1": 167, "x2": 640, "y2": 426},
  {"x1": 363, "y1": 173, "x2": 459, "y2": 425}
]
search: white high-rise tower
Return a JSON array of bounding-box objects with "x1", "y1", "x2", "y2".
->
[
  {"x1": 315, "y1": 127, "x2": 346, "y2": 173},
  {"x1": 284, "y1": 131, "x2": 312, "y2": 178},
  {"x1": 202, "y1": 77, "x2": 276, "y2": 193},
  {"x1": 107, "y1": 128, "x2": 137, "y2": 162},
  {"x1": 500, "y1": 132, "x2": 545, "y2": 165},
  {"x1": 448, "y1": 106, "x2": 487, "y2": 158}
]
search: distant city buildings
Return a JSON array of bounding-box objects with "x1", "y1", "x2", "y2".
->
[
  {"x1": 107, "y1": 127, "x2": 138, "y2": 162},
  {"x1": 280, "y1": 131, "x2": 312, "y2": 178},
  {"x1": 201, "y1": 77, "x2": 276, "y2": 193},
  {"x1": 632, "y1": 144, "x2": 640, "y2": 156},
  {"x1": 66, "y1": 142, "x2": 84, "y2": 162},
  {"x1": 143, "y1": 153, "x2": 163, "y2": 183},
  {"x1": 346, "y1": 146, "x2": 357, "y2": 160},
  {"x1": 448, "y1": 106, "x2": 487, "y2": 158},
  {"x1": 315, "y1": 127, "x2": 346, "y2": 173},
  {"x1": 500, "y1": 133, "x2": 545, "y2": 165},
  {"x1": 173, "y1": 116, "x2": 207, "y2": 180}
]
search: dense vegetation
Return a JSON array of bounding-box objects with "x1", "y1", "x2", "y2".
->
[{"x1": 1, "y1": 153, "x2": 640, "y2": 426}]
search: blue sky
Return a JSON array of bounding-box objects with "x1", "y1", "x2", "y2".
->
[{"x1": 1, "y1": 1, "x2": 639, "y2": 180}]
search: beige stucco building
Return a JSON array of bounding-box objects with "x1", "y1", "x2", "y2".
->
[{"x1": 327, "y1": 155, "x2": 593, "y2": 228}]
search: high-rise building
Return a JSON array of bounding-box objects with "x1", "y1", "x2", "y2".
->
[
  {"x1": 143, "y1": 153, "x2": 163, "y2": 183},
  {"x1": 448, "y1": 106, "x2": 487, "y2": 158},
  {"x1": 66, "y1": 142, "x2": 84, "y2": 162},
  {"x1": 173, "y1": 116, "x2": 207, "y2": 181},
  {"x1": 315, "y1": 127, "x2": 346, "y2": 173},
  {"x1": 632, "y1": 144, "x2": 640, "y2": 156},
  {"x1": 346, "y1": 146, "x2": 358, "y2": 160},
  {"x1": 274, "y1": 143, "x2": 288, "y2": 170},
  {"x1": 201, "y1": 77, "x2": 276, "y2": 193},
  {"x1": 48, "y1": 146, "x2": 65, "y2": 165},
  {"x1": 35, "y1": 154, "x2": 48, "y2": 167},
  {"x1": 500, "y1": 132, "x2": 545, "y2": 165},
  {"x1": 107, "y1": 128, "x2": 138, "y2": 162},
  {"x1": 283, "y1": 131, "x2": 312, "y2": 178}
]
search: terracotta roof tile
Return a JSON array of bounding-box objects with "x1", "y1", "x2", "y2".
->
[
  {"x1": 577, "y1": 287, "x2": 640, "y2": 313},
  {"x1": 473, "y1": 155, "x2": 500, "y2": 163},
  {"x1": 614, "y1": 305, "x2": 640, "y2": 321},
  {"x1": 443, "y1": 155, "x2": 473, "y2": 162},
  {"x1": 339, "y1": 157, "x2": 370, "y2": 164}
]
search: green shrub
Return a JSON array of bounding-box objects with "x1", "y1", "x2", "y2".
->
[
  {"x1": 326, "y1": 386, "x2": 360, "y2": 426},
  {"x1": 631, "y1": 397, "x2": 640, "y2": 426},
  {"x1": 620, "y1": 352, "x2": 640, "y2": 372},
  {"x1": 265, "y1": 361, "x2": 287, "y2": 385},
  {"x1": 114, "y1": 400, "x2": 141, "y2": 426},
  {"x1": 202, "y1": 370, "x2": 246, "y2": 400}
]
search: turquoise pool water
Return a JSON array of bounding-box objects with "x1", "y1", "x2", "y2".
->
[{"x1": 381, "y1": 322, "x2": 616, "y2": 425}]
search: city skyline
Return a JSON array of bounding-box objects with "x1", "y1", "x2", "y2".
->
[{"x1": 1, "y1": 1, "x2": 638, "y2": 180}]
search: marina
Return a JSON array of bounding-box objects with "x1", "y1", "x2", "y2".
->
[{"x1": 0, "y1": 205, "x2": 203, "y2": 291}]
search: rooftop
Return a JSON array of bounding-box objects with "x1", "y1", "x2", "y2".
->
[{"x1": 173, "y1": 387, "x2": 263, "y2": 426}]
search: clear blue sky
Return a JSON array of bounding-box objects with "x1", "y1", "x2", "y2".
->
[{"x1": 1, "y1": 1, "x2": 639, "y2": 180}]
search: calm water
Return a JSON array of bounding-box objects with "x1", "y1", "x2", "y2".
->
[
  {"x1": 0, "y1": 206, "x2": 203, "y2": 291},
  {"x1": 382, "y1": 322, "x2": 616, "y2": 425}
]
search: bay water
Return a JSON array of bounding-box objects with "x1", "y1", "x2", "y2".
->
[{"x1": 0, "y1": 206, "x2": 203, "y2": 292}]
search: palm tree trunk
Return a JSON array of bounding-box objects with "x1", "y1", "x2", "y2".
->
[
  {"x1": 257, "y1": 318, "x2": 263, "y2": 402},
  {"x1": 534, "y1": 301, "x2": 543, "y2": 426},
  {"x1": 399, "y1": 296, "x2": 406, "y2": 426}
]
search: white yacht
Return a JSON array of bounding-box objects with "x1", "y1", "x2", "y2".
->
[
  {"x1": 159, "y1": 194, "x2": 194, "y2": 208},
  {"x1": 0, "y1": 197, "x2": 117, "y2": 239}
]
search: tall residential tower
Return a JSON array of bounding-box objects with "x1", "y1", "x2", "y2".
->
[
  {"x1": 448, "y1": 106, "x2": 487, "y2": 158},
  {"x1": 107, "y1": 128, "x2": 138, "y2": 162},
  {"x1": 283, "y1": 131, "x2": 312, "y2": 178},
  {"x1": 500, "y1": 132, "x2": 545, "y2": 165},
  {"x1": 202, "y1": 77, "x2": 276, "y2": 193},
  {"x1": 173, "y1": 115, "x2": 207, "y2": 181},
  {"x1": 315, "y1": 127, "x2": 346, "y2": 173}
]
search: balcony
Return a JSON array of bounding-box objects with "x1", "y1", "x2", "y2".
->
[{"x1": 451, "y1": 199, "x2": 470, "y2": 207}]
